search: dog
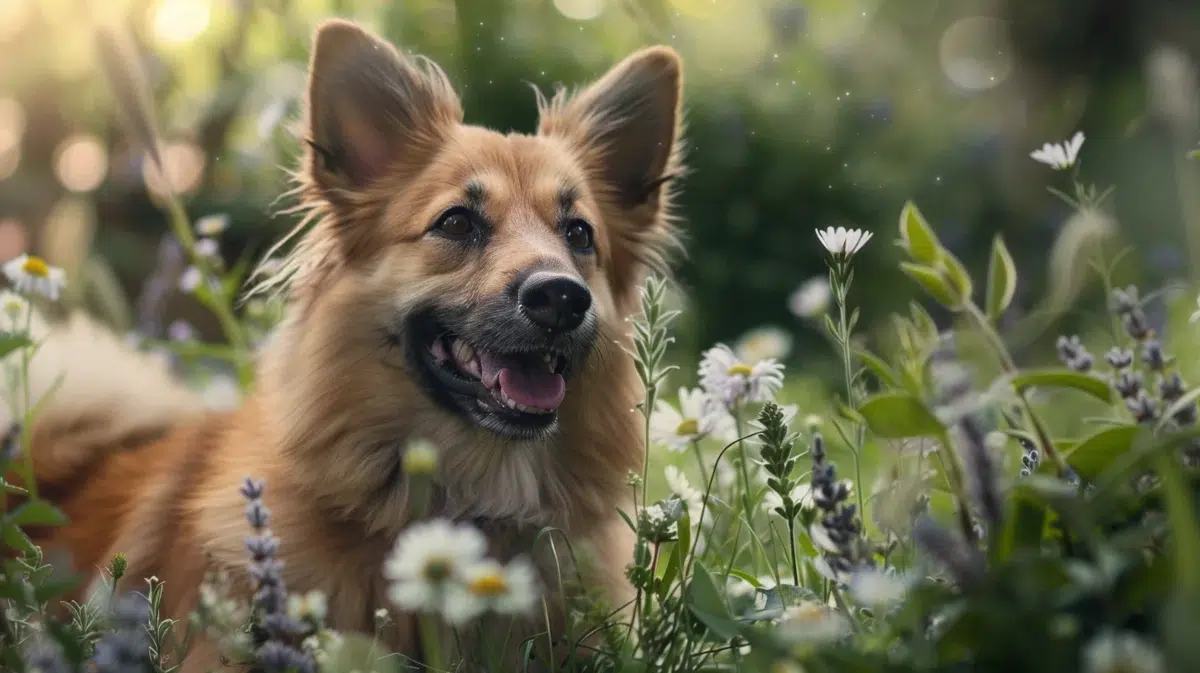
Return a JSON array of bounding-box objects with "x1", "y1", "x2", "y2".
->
[{"x1": 8, "y1": 17, "x2": 685, "y2": 672}]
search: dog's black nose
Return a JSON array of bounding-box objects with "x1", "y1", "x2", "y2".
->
[{"x1": 518, "y1": 272, "x2": 592, "y2": 332}]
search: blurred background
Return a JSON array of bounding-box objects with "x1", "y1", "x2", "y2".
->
[{"x1": 1, "y1": 0, "x2": 1199, "y2": 397}]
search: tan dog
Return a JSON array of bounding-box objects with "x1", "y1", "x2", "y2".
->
[{"x1": 9, "y1": 17, "x2": 685, "y2": 672}]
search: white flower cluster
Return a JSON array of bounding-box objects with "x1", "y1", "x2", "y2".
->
[{"x1": 384, "y1": 518, "x2": 539, "y2": 626}]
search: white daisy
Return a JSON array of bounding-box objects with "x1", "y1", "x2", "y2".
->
[
  {"x1": 698, "y1": 344, "x2": 785, "y2": 410},
  {"x1": 847, "y1": 567, "x2": 909, "y2": 608},
  {"x1": 383, "y1": 518, "x2": 487, "y2": 616},
  {"x1": 0, "y1": 290, "x2": 28, "y2": 325},
  {"x1": 663, "y1": 465, "x2": 704, "y2": 520},
  {"x1": 815, "y1": 226, "x2": 873, "y2": 256},
  {"x1": 777, "y1": 600, "x2": 851, "y2": 644},
  {"x1": 788, "y1": 276, "x2": 832, "y2": 318},
  {"x1": 1030, "y1": 131, "x2": 1085, "y2": 170},
  {"x1": 650, "y1": 387, "x2": 735, "y2": 451},
  {"x1": 194, "y1": 213, "x2": 229, "y2": 237},
  {"x1": 1081, "y1": 629, "x2": 1164, "y2": 673},
  {"x1": 442, "y1": 556, "x2": 540, "y2": 625},
  {"x1": 3, "y1": 254, "x2": 66, "y2": 301},
  {"x1": 734, "y1": 325, "x2": 793, "y2": 363}
]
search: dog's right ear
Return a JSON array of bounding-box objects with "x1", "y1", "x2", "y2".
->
[{"x1": 304, "y1": 20, "x2": 462, "y2": 198}]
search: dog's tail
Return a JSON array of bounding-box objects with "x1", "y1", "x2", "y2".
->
[{"x1": 0, "y1": 307, "x2": 203, "y2": 490}]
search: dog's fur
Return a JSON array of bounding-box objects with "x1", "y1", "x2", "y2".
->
[{"x1": 6, "y1": 19, "x2": 685, "y2": 671}]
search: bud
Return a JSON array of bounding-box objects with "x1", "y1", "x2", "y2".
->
[{"x1": 402, "y1": 440, "x2": 438, "y2": 476}]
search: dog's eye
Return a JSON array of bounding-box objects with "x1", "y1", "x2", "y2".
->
[
  {"x1": 434, "y1": 209, "x2": 476, "y2": 239},
  {"x1": 564, "y1": 220, "x2": 594, "y2": 252}
]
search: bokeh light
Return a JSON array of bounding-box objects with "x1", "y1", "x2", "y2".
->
[
  {"x1": 0, "y1": 98, "x2": 26, "y2": 154},
  {"x1": 151, "y1": 0, "x2": 212, "y2": 46},
  {"x1": 143, "y1": 142, "x2": 207, "y2": 198},
  {"x1": 53, "y1": 134, "x2": 109, "y2": 193},
  {"x1": 938, "y1": 16, "x2": 1013, "y2": 91},
  {"x1": 553, "y1": 0, "x2": 604, "y2": 21}
]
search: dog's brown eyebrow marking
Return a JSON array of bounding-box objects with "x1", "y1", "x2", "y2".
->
[
  {"x1": 463, "y1": 179, "x2": 486, "y2": 211},
  {"x1": 557, "y1": 184, "x2": 579, "y2": 220}
]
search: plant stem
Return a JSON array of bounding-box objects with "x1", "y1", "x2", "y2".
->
[
  {"x1": 963, "y1": 301, "x2": 1066, "y2": 472},
  {"x1": 18, "y1": 305, "x2": 36, "y2": 501},
  {"x1": 419, "y1": 614, "x2": 445, "y2": 671},
  {"x1": 832, "y1": 262, "x2": 868, "y2": 518},
  {"x1": 786, "y1": 518, "x2": 801, "y2": 587}
]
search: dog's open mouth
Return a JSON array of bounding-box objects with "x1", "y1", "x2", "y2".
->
[{"x1": 409, "y1": 313, "x2": 574, "y2": 437}]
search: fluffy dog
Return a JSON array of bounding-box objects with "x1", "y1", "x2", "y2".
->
[{"x1": 10, "y1": 18, "x2": 685, "y2": 671}]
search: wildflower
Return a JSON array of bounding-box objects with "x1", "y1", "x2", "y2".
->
[
  {"x1": 195, "y1": 237, "x2": 220, "y2": 259},
  {"x1": 735, "y1": 325, "x2": 793, "y2": 363},
  {"x1": 1056, "y1": 335, "x2": 1094, "y2": 372},
  {"x1": 168, "y1": 319, "x2": 195, "y2": 342},
  {"x1": 815, "y1": 226, "x2": 873, "y2": 256},
  {"x1": 663, "y1": 465, "x2": 704, "y2": 520},
  {"x1": 24, "y1": 642, "x2": 71, "y2": 673},
  {"x1": 90, "y1": 593, "x2": 152, "y2": 673},
  {"x1": 847, "y1": 567, "x2": 909, "y2": 608},
  {"x1": 1106, "y1": 347, "x2": 1134, "y2": 370},
  {"x1": 195, "y1": 213, "x2": 230, "y2": 237},
  {"x1": 1081, "y1": 630, "x2": 1165, "y2": 673},
  {"x1": 698, "y1": 343, "x2": 785, "y2": 410},
  {"x1": 402, "y1": 439, "x2": 438, "y2": 475},
  {"x1": 636, "y1": 501, "x2": 681, "y2": 544},
  {"x1": 0, "y1": 289, "x2": 26, "y2": 324},
  {"x1": 442, "y1": 556, "x2": 540, "y2": 625},
  {"x1": 384, "y1": 518, "x2": 487, "y2": 615},
  {"x1": 1030, "y1": 131, "x2": 1085, "y2": 170},
  {"x1": 3, "y1": 254, "x2": 66, "y2": 300},
  {"x1": 650, "y1": 387, "x2": 735, "y2": 451},
  {"x1": 788, "y1": 275, "x2": 832, "y2": 318},
  {"x1": 776, "y1": 600, "x2": 851, "y2": 645},
  {"x1": 179, "y1": 266, "x2": 202, "y2": 293},
  {"x1": 1190, "y1": 293, "x2": 1200, "y2": 323},
  {"x1": 809, "y1": 431, "x2": 871, "y2": 578}
]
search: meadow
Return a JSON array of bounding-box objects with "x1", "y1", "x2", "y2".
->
[{"x1": 4, "y1": 1, "x2": 1200, "y2": 672}]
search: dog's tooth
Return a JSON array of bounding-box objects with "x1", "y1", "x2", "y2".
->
[{"x1": 453, "y1": 340, "x2": 475, "y2": 366}]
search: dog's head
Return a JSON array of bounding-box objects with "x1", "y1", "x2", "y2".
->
[{"x1": 262, "y1": 20, "x2": 684, "y2": 446}]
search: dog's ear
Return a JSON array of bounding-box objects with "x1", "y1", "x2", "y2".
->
[
  {"x1": 304, "y1": 20, "x2": 461, "y2": 196},
  {"x1": 537, "y1": 46, "x2": 684, "y2": 211}
]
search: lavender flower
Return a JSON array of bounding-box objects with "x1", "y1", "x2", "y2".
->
[
  {"x1": 1056, "y1": 335, "x2": 1094, "y2": 372},
  {"x1": 240, "y1": 477, "x2": 315, "y2": 673},
  {"x1": 809, "y1": 431, "x2": 872, "y2": 579},
  {"x1": 91, "y1": 593, "x2": 152, "y2": 673}
]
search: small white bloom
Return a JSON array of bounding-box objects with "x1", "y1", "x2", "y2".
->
[
  {"x1": 847, "y1": 567, "x2": 909, "y2": 608},
  {"x1": 168, "y1": 320, "x2": 195, "y2": 342},
  {"x1": 442, "y1": 556, "x2": 540, "y2": 625},
  {"x1": 1081, "y1": 629, "x2": 1164, "y2": 673},
  {"x1": 698, "y1": 343, "x2": 785, "y2": 410},
  {"x1": 650, "y1": 387, "x2": 735, "y2": 451},
  {"x1": 0, "y1": 290, "x2": 28, "y2": 325},
  {"x1": 3, "y1": 254, "x2": 66, "y2": 301},
  {"x1": 194, "y1": 237, "x2": 220, "y2": 259},
  {"x1": 788, "y1": 276, "x2": 832, "y2": 318},
  {"x1": 383, "y1": 518, "x2": 487, "y2": 616},
  {"x1": 1030, "y1": 131, "x2": 1085, "y2": 170},
  {"x1": 735, "y1": 325, "x2": 793, "y2": 363},
  {"x1": 815, "y1": 226, "x2": 873, "y2": 256},
  {"x1": 663, "y1": 465, "x2": 704, "y2": 520},
  {"x1": 1190, "y1": 294, "x2": 1200, "y2": 324},
  {"x1": 777, "y1": 600, "x2": 851, "y2": 644},
  {"x1": 194, "y1": 214, "x2": 230, "y2": 237},
  {"x1": 179, "y1": 266, "x2": 202, "y2": 293}
]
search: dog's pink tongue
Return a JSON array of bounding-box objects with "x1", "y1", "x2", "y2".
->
[{"x1": 479, "y1": 352, "x2": 566, "y2": 411}]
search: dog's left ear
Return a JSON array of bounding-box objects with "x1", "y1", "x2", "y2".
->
[{"x1": 538, "y1": 47, "x2": 684, "y2": 211}]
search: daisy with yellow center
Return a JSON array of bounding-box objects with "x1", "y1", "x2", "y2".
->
[
  {"x1": 442, "y1": 556, "x2": 539, "y2": 625},
  {"x1": 3, "y1": 254, "x2": 67, "y2": 301},
  {"x1": 383, "y1": 518, "x2": 486, "y2": 617},
  {"x1": 649, "y1": 387, "x2": 735, "y2": 452},
  {"x1": 698, "y1": 343, "x2": 786, "y2": 410}
]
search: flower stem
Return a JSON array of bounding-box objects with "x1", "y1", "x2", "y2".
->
[
  {"x1": 786, "y1": 517, "x2": 801, "y2": 588},
  {"x1": 963, "y1": 301, "x2": 1065, "y2": 472},
  {"x1": 418, "y1": 614, "x2": 445, "y2": 671},
  {"x1": 18, "y1": 304, "x2": 36, "y2": 501},
  {"x1": 831, "y1": 261, "x2": 867, "y2": 517}
]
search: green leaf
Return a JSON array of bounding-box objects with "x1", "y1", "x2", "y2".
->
[
  {"x1": 898, "y1": 201, "x2": 942, "y2": 265},
  {"x1": 0, "y1": 332, "x2": 32, "y2": 358},
  {"x1": 686, "y1": 560, "x2": 739, "y2": 641},
  {"x1": 1011, "y1": 368, "x2": 1114, "y2": 404},
  {"x1": 857, "y1": 392, "x2": 944, "y2": 438},
  {"x1": 1063, "y1": 424, "x2": 1139, "y2": 478},
  {"x1": 899, "y1": 262, "x2": 963, "y2": 311},
  {"x1": 941, "y1": 253, "x2": 974, "y2": 305},
  {"x1": 1159, "y1": 385, "x2": 1200, "y2": 431},
  {"x1": 1, "y1": 520, "x2": 33, "y2": 554},
  {"x1": 725, "y1": 568, "x2": 762, "y2": 589},
  {"x1": 994, "y1": 487, "x2": 1047, "y2": 562},
  {"x1": 985, "y1": 235, "x2": 1017, "y2": 321},
  {"x1": 1156, "y1": 451, "x2": 1200, "y2": 591},
  {"x1": 854, "y1": 348, "x2": 900, "y2": 388},
  {"x1": 10, "y1": 500, "x2": 69, "y2": 528}
]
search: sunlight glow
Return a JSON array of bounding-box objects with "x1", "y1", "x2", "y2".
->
[
  {"x1": 151, "y1": 0, "x2": 212, "y2": 46},
  {"x1": 54, "y1": 134, "x2": 109, "y2": 193}
]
